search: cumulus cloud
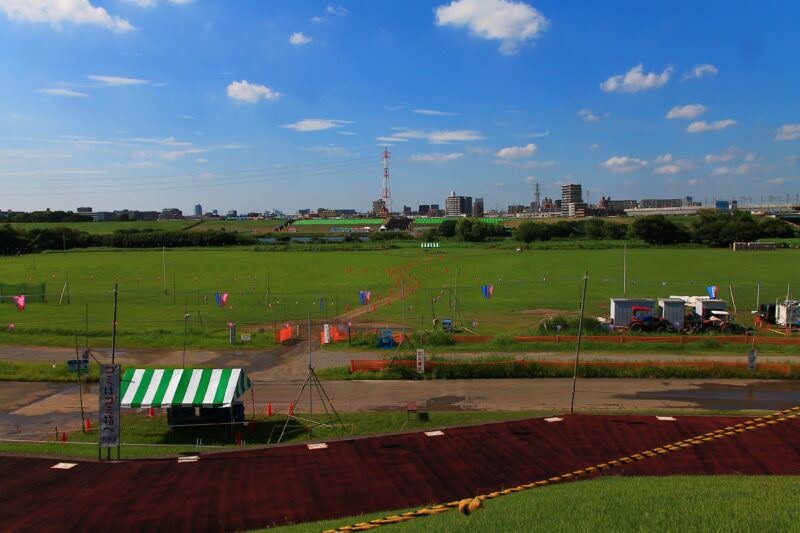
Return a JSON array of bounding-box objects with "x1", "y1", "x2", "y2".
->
[
  {"x1": 652, "y1": 153, "x2": 672, "y2": 165},
  {"x1": 37, "y1": 87, "x2": 88, "y2": 97},
  {"x1": 434, "y1": 0, "x2": 549, "y2": 55},
  {"x1": 376, "y1": 137, "x2": 409, "y2": 142},
  {"x1": 704, "y1": 146, "x2": 742, "y2": 163},
  {"x1": 289, "y1": 32, "x2": 311, "y2": 45},
  {"x1": 410, "y1": 153, "x2": 464, "y2": 162},
  {"x1": 578, "y1": 109, "x2": 599, "y2": 122},
  {"x1": 600, "y1": 156, "x2": 649, "y2": 173},
  {"x1": 495, "y1": 143, "x2": 537, "y2": 158},
  {"x1": 686, "y1": 119, "x2": 736, "y2": 133},
  {"x1": 281, "y1": 119, "x2": 353, "y2": 132},
  {"x1": 666, "y1": 104, "x2": 707, "y2": 120},
  {"x1": 774, "y1": 124, "x2": 800, "y2": 141},
  {"x1": 226, "y1": 80, "x2": 281, "y2": 103},
  {"x1": 713, "y1": 164, "x2": 752, "y2": 175},
  {"x1": 495, "y1": 159, "x2": 556, "y2": 168},
  {"x1": 600, "y1": 64, "x2": 673, "y2": 93},
  {"x1": 588, "y1": 144, "x2": 600, "y2": 150},
  {"x1": 681, "y1": 63, "x2": 718, "y2": 81},
  {"x1": 653, "y1": 159, "x2": 697, "y2": 174},
  {"x1": 0, "y1": 0, "x2": 135, "y2": 32},
  {"x1": 413, "y1": 109, "x2": 458, "y2": 116}
]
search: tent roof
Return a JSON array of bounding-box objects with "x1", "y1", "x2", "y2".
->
[{"x1": 120, "y1": 368, "x2": 252, "y2": 408}]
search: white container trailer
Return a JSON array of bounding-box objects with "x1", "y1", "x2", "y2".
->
[
  {"x1": 669, "y1": 295, "x2": 727, "y2": 318},
  {"x1": 610, "y1": 298, "x2": 655, "y2": 326},
  {"x1": 658, "y1": 298, "x2": 687, "y2": 329},
  {"x1": 776, "y1": 300, "x2": 800, "y2": 327}
]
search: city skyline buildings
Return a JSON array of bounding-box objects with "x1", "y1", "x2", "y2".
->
[{"x1": 0, "y1": 1, "x2": 798, "y2": 214}]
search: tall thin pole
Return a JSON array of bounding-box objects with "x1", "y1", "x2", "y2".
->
[
  {"x1": 162, "y1": 246, "x2": 167, "y2": 295},
  {"x1": 307, "y1": 312, "x2": 312, "y2": 435},
  {"x1": 752, "y1": 282, "x2": 761, "y2": 350},
  {"x1": 623, "y1": 244, "x2": 627, "y2": 297},
  {"x1": 182, "y1": 303, "x2": 189, "y2": 369},
  {"x1": 111, "y1": 283, "x2": 118, "y2": 365},
  {"x1": 570, "y1": 271, "x2": 589, "y2": 414}
]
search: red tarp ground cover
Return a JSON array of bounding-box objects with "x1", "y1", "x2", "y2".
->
[{"x1": 1, "y1": 414, "x2": 798, "y2": 533}]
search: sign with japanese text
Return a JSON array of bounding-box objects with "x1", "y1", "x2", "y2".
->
[
  {"x1": 416, "y1": 349, "x2": 425, "y2": 374},
  {"x1": 99, "y1": 364, "x2": 120, "y2": 448}
]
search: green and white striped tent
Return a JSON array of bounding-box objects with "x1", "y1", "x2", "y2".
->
[{"x1": 120, "y1": 368, "x2": 252, "y2": 408}]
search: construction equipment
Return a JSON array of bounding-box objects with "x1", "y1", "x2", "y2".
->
[{"x1": 628, "y1": 306, "x2": 676, "y2": 333}]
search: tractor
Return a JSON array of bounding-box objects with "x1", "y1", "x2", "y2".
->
[
  {"x1": 683, "y1": 310, "x2": 749, "y2": 335},
  {"x1": 628, "y1": 306, "x2": 675, "y2": 333}
]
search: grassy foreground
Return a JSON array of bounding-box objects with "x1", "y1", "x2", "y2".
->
[{"x1": 264, "y1": 476, "x2": 800, "y2": 533}]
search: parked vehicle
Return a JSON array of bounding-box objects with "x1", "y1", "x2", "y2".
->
[
  {"x1": 683, "y1": 310, "x2": 749, "y2": 334},
  {"x1": 628, "y1": 306, "x2": 675, "y2": 333}
]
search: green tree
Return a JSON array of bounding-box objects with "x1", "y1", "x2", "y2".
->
[
  {"x1": 631, "y1": 215, "x2": 690, "y2": 245},
  {"x1": 515, "y1": 221, "x2": 552, "y2": 242},
  {"x1": 438, "y1": 219, "x2": 458, "y2": 237},
  {"x1": 455, "y1": 218, "x2": 489, "y2": 242}
]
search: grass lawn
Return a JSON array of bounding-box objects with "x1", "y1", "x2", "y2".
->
[
  {"x1": 0, "y1": 246, "x2": 796, "y2": 348},
  {"x1": 264, "y1": 475, "x2": 800, "y2": 533}
]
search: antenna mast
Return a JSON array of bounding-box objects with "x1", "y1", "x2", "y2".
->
[{"x1": 381, "y1": 149, "x2": 392, "y2": 216}]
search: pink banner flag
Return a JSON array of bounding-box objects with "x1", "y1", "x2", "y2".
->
[{"x1": 12, "y1": 295, "x2": 25, "y2": 310}]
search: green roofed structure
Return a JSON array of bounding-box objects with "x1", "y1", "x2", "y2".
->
[
  {"x1": 293, "y1": 219, "x2": 384, "y2": 225},
  {"x1": 120, "y1": 368, "x2": 252, "y2": 408}
]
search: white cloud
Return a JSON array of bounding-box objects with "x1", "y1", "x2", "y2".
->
[
  {"x1": 666, "y1": 104, "x2": 707, "y2": 120},
  {"x1": 37, "y1": 87, "x2": 88, "y2": 97},
  {"x1": 496, "y1": 143, "x2": 537, "y2": 158},
  {"x1": 600, "y1": 156, "x2": 649, "y2": 173},
  {"x1": 289, "y1": 32, "x2": 311, "y2": 45},
  {"x1": 686, "y1": 119, "x2": 736, "y2": 133},
  {"x1": 390, "y1": 128, "x2": 484, "y2": 144},
  {"x1": 494, "y1": 182, "x2": 505, "y2": 187},
  {"x1": 494, "y1": 159, "x2": 556, "y2": 168},
  {"x1": 410, "y1": 153, "x2": 464, "y2": 162},
  {"x1": 744, "y1": 152, "x2": 757, "y2": 162},
  {"x1": 578, "y1": 109, "x2": 598, "y2": 122},
  {"x1": 434, "y1": 0, "x2": 549, "y2": 55},
  {"x1": 774, "y1": 124, "x2": 800, "y2": 141},
  {"x1": 326, "y1": 5, "x2": 347, "y2": 16},
  {"x1": 413, "y1": 109, "x2": 458, "y2": 116},
  {"x1": 129, "y1": 137, "x2": 191, "y2": 146},
  {"x1": 123, "y1": 0, "x2": 194, "y2": 5},
  {"x1": 600, "y1": 64, "x2": 673, "y2": 93},
  {"x1": 376, "y1": 137, "x2": 409, "y2": 142},
  {"x1": 653, "y1": 159, "x2": 697, "y2": 174},
  {"x1": 588, "y1": 144, "x2": 600, "y2": 150},
  {"x1": 681, "y1": 63, "x2": 718, "y2": 81},
  {"x1": 687, "y1": 178, "x2": 702, "y2": 186},
  {"x1": 704, "y1": 146, "x2": 741, "y2": 163},
  {"x1": 281, "y1": 119, "x2": 353, "y2": 132},
  {"x1": 713, "y1": 164, "x2": 752, "y2": 175},
  {"x1": 338, "y1": 131, "x2": 355, "y2": 135},
  {"x1": 196, "y1": 158, "x2": 207, "y2": 163},
  {"x1": 526, "y1": 130, "x2": 549, "y2": 137},
  {"x1": 226, "y1": 80, "x2": 281, "y2": 103},
  {"x1": 134, "y1": 148, "x2": 206, "y2": 160},
  {"x1": 0, "y1": 0, "x2": 134, "y2": 32},
  {"x1": 652, "y1": 153, "x2": 672, "y2": 164}
]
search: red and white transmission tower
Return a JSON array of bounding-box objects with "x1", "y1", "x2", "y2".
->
[{"x1": 381, "y1": 148, "x2": 392, "y2": 216}]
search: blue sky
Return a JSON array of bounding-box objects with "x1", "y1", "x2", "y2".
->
[{"x1": 0, "y1": 0, "x2": 798, "y2": 214}]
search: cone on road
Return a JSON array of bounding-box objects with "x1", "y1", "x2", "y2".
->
[
  {"x1": 84, "y1": 417, "x2": 92, "y2": 432},
  {"x1": 147, "y1": 407, "x2": 155, "y2": 418},
  {"x1": 266, "y1": 402, "x2": 273, "y2": 416},
  {"x1": 61, "y1": 431, "x2": 67, "y2": 443},
  {"x1": 288, "y1": 403, "x2": 294, "y2": 416}
]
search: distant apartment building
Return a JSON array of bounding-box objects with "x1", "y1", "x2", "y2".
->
[
  {"x1": 418, "y1": 204, "x2": 430, "y2": 215},
  {"x1": 91, "y1": 211, "x2": 116, "y2": 222},
  {"x1": 507, "y1": 205, "x2": 527, "y2": 215},
  {"x1": 77, "y1": 207, "x2": 93, "y2": 214},
  {"x1": 402, "y1": 205, "x2": 412, "y2": 215},
  {"x1": 160, "y1": 208, "x2": 183, "y2": 220},
  {"x1": 445, "y1": 191, "x2": 472, "y2": 217},
  {"x1": 561, "y1": 183, "x2": 586, "y2": 217},
  {"x1": 473, "y1": 197, "x2": 484, "y2": 218},
  {"x1": 639, "y1": 198, "x2": 683, "y2": 209},
  {"x1": 371, "y1": 199, "x2": 386, "y2": 216},
  {"x1": 194, "y1": 204, "x2": 202, "y2": 217}
]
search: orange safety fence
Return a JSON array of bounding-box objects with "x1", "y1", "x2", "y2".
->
[
  {"x1": 348, "y1": 359, "x2": 800, "y2": 376},
  {"x1": 491, "y1": 335, "x2": 800, "y2": 346}
]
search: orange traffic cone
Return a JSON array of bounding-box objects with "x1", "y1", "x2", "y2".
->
[
  {"x1": 266, "y1": 402, "x2": 273, "y2": 416},
  {"x1": 147, "y1": 407, "x2": 155, "y2": 418},
  {"x1": 85, "y1": 417, "x2": 92, "y2": 432},
  {"x1": 387, "y1": 299, "x2": 391, "y2": 305},
  {"x1": 288, "y1": 402, "x2": 294, "y2": 416},
  {"x1": 372, "y1": 304, "x2": 376, "y2": 312},
  {"x1": 61, "y1": 431, "x2": 67, "y2": 442}
]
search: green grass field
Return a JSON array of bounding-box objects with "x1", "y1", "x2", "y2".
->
[
  {"x1": 7, "y1": 220, "x2": 195, "y2": 234},
  {"x1": 265, "y1": 476, "x2": 800, "y2": 533},
  {"x1": 0, "y1": 245, "x2": 797, "y2": 348}
]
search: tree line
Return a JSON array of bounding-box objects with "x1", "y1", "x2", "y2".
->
[
  {"x1": 0, "y1": 225, "x2": 257, "y2": 254},
  {"x1": 515, "y1": 210, "x2": 797, "y2": 247}
]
